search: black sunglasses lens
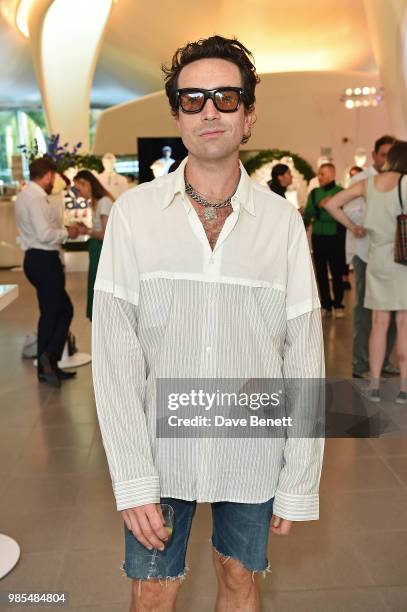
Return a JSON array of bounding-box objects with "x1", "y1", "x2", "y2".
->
[
  {"x1": 179, "y1": 91, "x2": 205, "y2": 113},
  {"x1": 214, "y1": 90, "x2": 241, "y2": 111}
]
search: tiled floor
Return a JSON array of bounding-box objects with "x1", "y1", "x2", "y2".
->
[{"x1": 0, "y1": 269, "x2": 406, "y2": 611}]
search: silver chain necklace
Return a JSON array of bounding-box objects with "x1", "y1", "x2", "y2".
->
[{"x1": 184, "y1": 170, "x2": 240, "y2": 221}]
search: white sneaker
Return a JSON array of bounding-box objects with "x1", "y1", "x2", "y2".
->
[
  {"x1": 363, "y1": 388, "x2": 381, "y2": 403},
  {"x1": 395, "y1": 391, "x2": 407, "y2": 405}
]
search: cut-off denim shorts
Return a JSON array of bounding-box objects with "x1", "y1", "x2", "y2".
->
[{"x1": 123, "y1": 496, "x2": 274, "y2": 580}]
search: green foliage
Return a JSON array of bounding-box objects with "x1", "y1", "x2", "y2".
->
[
  {"x1": 24, "y1": 110, "x2": 47, "y2": 131},
  {"x1": 244, "y1": 149, "x2": 315, "y2": 182},
  {"x1": 73, "y1": 154, "x2": 103, "y2": 173}
]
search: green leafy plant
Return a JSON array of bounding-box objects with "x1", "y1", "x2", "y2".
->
[{"x1": 244, "y1": 149, "x2": 315, "y2": 182}]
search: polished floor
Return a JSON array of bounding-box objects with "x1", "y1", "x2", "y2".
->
[{"x1": 0, "y1": 269, "x2": 407, "y2": 612}]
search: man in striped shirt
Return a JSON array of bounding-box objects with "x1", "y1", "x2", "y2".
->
[{"x1": 92, "y1": 35, "x2": 324, "y2": 612}]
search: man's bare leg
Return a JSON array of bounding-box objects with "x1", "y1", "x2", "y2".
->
[
  {"x1": 212, "y1": 548, "x2": 262, "y2": 612},
  {"x1": 129, "y1": 578, "x2": 182, "y2": 612}
]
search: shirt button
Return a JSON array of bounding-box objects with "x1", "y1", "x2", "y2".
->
[{"x1": 206, "y1": 346, "x2": 211, "y2": 353}]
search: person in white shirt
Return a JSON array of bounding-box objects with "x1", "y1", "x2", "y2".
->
[
  {"x1": 341, "y1": 135, "x2": 398, "y2": 378},
  {"x1": 324, "y1": 141, "x2": 407, "y2": 404},
  {"x1": 73, "y1": 170, "x2": 114, "y2": 321},
  {"x1": 92, "y1": 35, "x2": 324, "y2": 612},
  {"x1": 15, "y1": 157, "x2": 83, "y2": 387}
]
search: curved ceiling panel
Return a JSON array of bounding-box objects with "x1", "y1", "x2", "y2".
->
[{"x1": 0, "y1": 0, "x2": 375, "y2": 107}]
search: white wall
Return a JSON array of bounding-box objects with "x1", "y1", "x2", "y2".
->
[{"x1": 93, "y1": 71, "x2": 391, "y2": 176}]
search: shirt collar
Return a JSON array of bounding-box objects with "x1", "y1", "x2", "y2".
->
[
  {"x1": 29, "y1": 181, "x2": 48, "y2": 198},
  {"x1": 161, "y1": 156, "x2": 255, "y2": 216}
]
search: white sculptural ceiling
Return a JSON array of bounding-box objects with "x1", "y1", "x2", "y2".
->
[{"x1": 0, "y1": 0, "x2": 375, "y2": 107}]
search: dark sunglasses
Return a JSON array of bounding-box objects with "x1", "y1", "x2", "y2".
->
[{"x1": 175, "y1": 87, "x2": 245, "y2": 114}]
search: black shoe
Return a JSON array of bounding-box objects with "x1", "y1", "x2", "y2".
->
[
  {"x1": 56, "y1": 367, "x2": 77, "y2": 380},
  {"x1": 352, "y1": 371, "x2": 370, "y2": 380},
  {"x1": 38, "y1": 352, "x2": 61, "y2": 388}
]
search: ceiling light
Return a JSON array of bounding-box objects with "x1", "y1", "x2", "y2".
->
[{"x1": 341, "y1": 85, "x2": 384, "y2": 109}]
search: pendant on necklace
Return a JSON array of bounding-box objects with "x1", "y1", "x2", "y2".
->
[{"x1": 204, "y1": 207, "x2": 217, "y2": 221}]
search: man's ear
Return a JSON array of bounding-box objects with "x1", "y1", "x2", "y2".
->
[{"x1": 244, "y1": 107, "x2": 256, "y2": 138}]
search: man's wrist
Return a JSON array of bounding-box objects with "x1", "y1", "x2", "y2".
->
[{"x1": 114, "y1": 476, "x2": 161, "y2": 511}]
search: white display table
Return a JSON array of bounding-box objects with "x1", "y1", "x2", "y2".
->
[
  {"x1": 0, "y1": 534, "x2": 20, "y2": 579},
  {"x1": 0, "y1": 284, "x2": 18, "y2": 312},
  {"x1": 0, "y1": 284, "x2": 21, "y2": 577}
]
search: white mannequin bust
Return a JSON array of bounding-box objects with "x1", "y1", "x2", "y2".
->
[
  {"x1": 102, "y1": 152, "x2": 117, "y2": 173},
  {"x1": 98, "y1": 152, "x2": 128, "y2": 199},
  {"x1": 150, "y1": 146, "x2": 176, "y2": 178}
]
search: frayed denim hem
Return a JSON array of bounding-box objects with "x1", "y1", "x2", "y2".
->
[
  {"x1": 211, "y1": 540, "x2": 272, "y2": 581},
  {"x1": 121, "y1": 561, "x2": 189, "y2": 594}
]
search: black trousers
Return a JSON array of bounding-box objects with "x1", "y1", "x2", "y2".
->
[
  {"x1": 24, "y1": 249, "x2": 73, "y2": 362},
  {"x1": 312, "y1": 234, "x2": 345, "y2": 310},
  {"x1": 337, "y1": 223, "x2": 348, "y2": 275}
]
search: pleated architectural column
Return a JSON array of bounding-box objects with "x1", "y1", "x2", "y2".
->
[
  {"x1": 363, "y1": 0, "x2": 407, "y2": 138},
  {"x1": 27, "y1": 0, "x2": 113, "y2": 151}
]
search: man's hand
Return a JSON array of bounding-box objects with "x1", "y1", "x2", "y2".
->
[
  {"x1": 121, "y1": 503, "x2": 169, "y2": 550},
  {"x1": 67, "y1": 225, "x2": 79, "y2": 239},
  {"x1": 351, "y1": 224, "x2": 366, "y2": 238},
  {"x1": 270, "y1": 514, "x2": 292, "y2": 536},
  {"x1": 76, "y1": 223, "x2": 89, "y2": 235},
  {"x1": 319, "y1": 197, "x2": 330, "y2": 209}
]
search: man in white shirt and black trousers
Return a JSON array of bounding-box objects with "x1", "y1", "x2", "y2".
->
[
  {"x1": 15, "y1": 157, "x2": 82, "y2": 388},
  {"x1": 92, "y1": 36, "x2": 325, "y2": 612}
]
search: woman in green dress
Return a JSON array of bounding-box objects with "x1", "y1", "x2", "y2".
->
[{"x1": 73, "y1": 170, "x2": 114, "y2": 321}]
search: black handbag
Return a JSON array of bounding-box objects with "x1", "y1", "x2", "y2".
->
[{"x1": 394, "y1": 174, "x2": 407, "y2": 266}]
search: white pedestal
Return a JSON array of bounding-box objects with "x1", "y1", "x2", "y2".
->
[
  {"x1": 0, "y1": 284, "x2": 18, "y2": 311},
  {"x1": 0, "y1": 290, "x2": 20, "y2": 578},
  {"x1": 0, "y1": 534, "x2": 20, "y2": 578},
  {"x1": 58, "y1": 340, "x2": 91, "y2": 368}
]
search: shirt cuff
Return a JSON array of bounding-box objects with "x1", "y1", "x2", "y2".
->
[
  {"x1": 273, "y1": 490, "x2": 320, "y2": 521},
  {"x1": 113, "y1": 476, "x2": 161, "y2": 511}
]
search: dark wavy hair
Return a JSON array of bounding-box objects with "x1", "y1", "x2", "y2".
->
[
  {"x1": 29, "y1": 156, "x2": 57, "y2": 180},
  {"x1": 374, "y1": 135, "x2": 395, "y2": 154},
  {"x1": 385, "y1": 140, "x2": 407, "y2": 174},
  {"x1": 73, "y1": 170, "x2": 114, "y2": 210},
  {"x1": 162, "y1": 35, "x2": 260, "y2": 143}
]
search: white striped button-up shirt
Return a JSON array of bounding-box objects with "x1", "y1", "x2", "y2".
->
[
  {"x1": 15, "y1": 181, "x2": 68, "y2": 251},
  {"x1": 92, "y1": 158, "x2": 325, "y2": 521}
]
